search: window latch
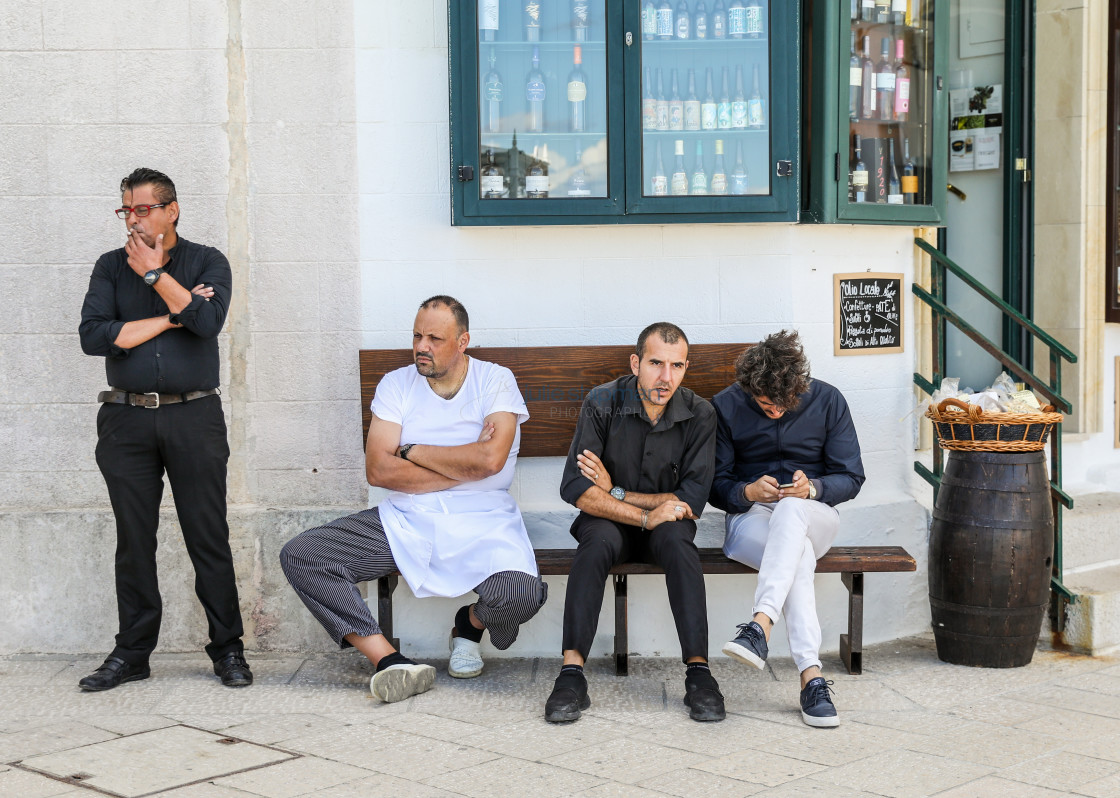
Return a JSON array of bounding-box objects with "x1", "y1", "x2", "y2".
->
[
  {"x1": 458, "y1": 165, "x2": 475, "y2": 182},
  {"x1": 776, "y1": 160, "x2": 792, "y2": 177}
]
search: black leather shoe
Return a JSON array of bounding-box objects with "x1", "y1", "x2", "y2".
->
[
  {"x1": 683, "y1": 670, "x2": 726, "y2": 722},
  {"x1": 545, "y1": 670, "x2": 591, "y2": 723},
  {"x1": 213, "y1": 653, "x2": 253, "y2": 687},
  {"x1": 78, "y1": 656, "x2": 150, "y2": 692}
]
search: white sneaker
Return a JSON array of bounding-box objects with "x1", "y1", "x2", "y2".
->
[
  {"x1": 369, "y1": 663, "x2": 435, "y2": 703},
  {"x1": 448, "y1": 633, "x2": 484, "y2": 679}
]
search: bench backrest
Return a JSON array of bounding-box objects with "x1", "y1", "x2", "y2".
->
[{"x1": 359, "y1": 344, "x2": 750, "y2": 457}]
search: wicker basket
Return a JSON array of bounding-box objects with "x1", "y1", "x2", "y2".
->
[{"x1": 925, "y1": 397, "x2": 1063, "y2": 452}]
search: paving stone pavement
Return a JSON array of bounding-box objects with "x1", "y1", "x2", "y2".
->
[{"x1": 1, "y1": 635, "x2": 1118, "y2": 797}]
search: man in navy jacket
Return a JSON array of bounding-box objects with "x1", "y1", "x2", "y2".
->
[{"x1": 709, "y1": 330, "x2": 864, "y2": 728}]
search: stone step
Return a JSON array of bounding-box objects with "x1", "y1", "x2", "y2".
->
[
  {"x1": 1061, "y1": 492, "x2": 1120, "y2": 572},
  {"x1": 1050, "y1": 563, "x2": 1120, "y2": 657}
]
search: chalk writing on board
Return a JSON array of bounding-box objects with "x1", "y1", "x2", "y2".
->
[{"x1": 834, "y1": 273, "x2": 904, "y2": 356}]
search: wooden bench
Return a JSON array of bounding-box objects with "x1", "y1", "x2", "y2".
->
[{"x1": 359, "y1": 345, "x2": 916, "y2": 675}]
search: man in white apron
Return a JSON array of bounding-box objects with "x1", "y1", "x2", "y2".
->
[{"x1": 281, "y1": 296, "x2": 546, "y2": 702}]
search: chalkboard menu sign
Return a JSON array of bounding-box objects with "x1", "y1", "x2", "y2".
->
[{"x1": 834, "y1": 273, "x2": 904, "y2": 356}]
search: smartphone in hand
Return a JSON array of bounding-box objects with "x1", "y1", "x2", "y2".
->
[{"x1": 778, "y1": 482, "x2": 795, "y2": 489}]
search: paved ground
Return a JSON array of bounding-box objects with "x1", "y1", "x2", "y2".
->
[{"x1": 2, "y1": 635, "x2": 1119, "y2": 798}]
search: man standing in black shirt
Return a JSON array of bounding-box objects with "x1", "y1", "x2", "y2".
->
[
  {"x1": 545, "y1": 322, "x2": 722, "y2": 723},
  {"x1": 78, "y1": 168, "x2": 251, "y2": 691}
]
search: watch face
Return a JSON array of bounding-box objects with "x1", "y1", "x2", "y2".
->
[
  {"x1": 610, "y1": 486, "x2": 625, "y2": 500},
  {"x1": 144, "y1": 269, "x2": 161, "y2": 285}
]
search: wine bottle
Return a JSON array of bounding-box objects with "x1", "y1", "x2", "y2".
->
[
  {"x1": 524, "y1": 1, "x2": 541, "y2": 41},
  {"x1": 526, "y1": 144, "x2": 549, "y2": 197},
  {"x1": 745, "y1": 0, "x2": 763, "y2": 39},
  {"x1": 711, "y1": 0, "x2": 727, "y2": 38},
  {"x1": 710, "y1": 138, "x2": 728, "y2": 194},
  {"x1": 526, "y1": 46, "x2": 546, "y2": 133},
  {"x1": 894, "y1": 38, "x2": 910, "y2": 121},
  {"x1": 731, "y1": 64, "x2": 747, "y2": 128},
  {"x1": 851, "y1": 134, "x2": 868, "y2": 203},
  {"x1": 874, "y1": 0, "x2": 890, "y2": 23},
  {"x1": 851, "y1": 0, "x2": 858, "y2": 20},
  {"x1": 657, "y1": 0, "x2": 674, "y2": 39},
  {"x1": 730, "y1": 140, "x2": 749, "y2": 194},
  {"x1": 717, "y1": 65, "x2": 732, "y2": 129},
  {"x1": 572, "y1": 0, "x2": 590, "y2": 41},
  {"x1": 482, "y1": 48, "x2": 503, "y2": 134},
  {"x1": 507, "y1": 131, "x2": 522, "y2": 197},
  {"x1": 568, "y1": 45, "x2": 587, "y2": 132},
  {"x1": 568, "y1": 143, "x2": 590, "y2": 195},
  {"x1": 887, "y1": 137, "x2": 902, "y2": 203},
  {"x1": 860, "y1": 0, "x2": 874, "y2": 21},
  {"x1": 901, "y1": 137, "x2": 917, "y2": 204},
  {"x1": 642, "y1": 0, "x2": 657, "y2": 40},
  {"x1": 481, "y1": 148, "x2": 504, "y2": 198},
  {"x1": 684, "y1": 68, "x2": 701, "y2": 130},
  {"x1": 690, "y1": 140, "x2": 708, "y2": 195},
  {"x1": 642, "y1": 66, "x2": 658, "y2": 130},
  {"x1": 675, "y1": 0, "x2": 691, "y2": 39},
  {"x1": 848, "y1": 31, "x2": 861, "y2": 121},
  {"x1": 728, "y1": 0, "x2": 746, "y2": 38},
  {"x1": 670, "y1": 139, "x2": 689, "y2": 195},
  {"x1": 652, "y1": 140, "x2": 669, "y2": 195},
  {"x1": 668, "y1": 68, "x2": 684, "y2": 131},
  {"x1": 694, "y1": 0, "x2": 708, "y2": 39},
  {"x1": 655, "y1": 67, "x2": 669, "y2": 130},
  {"x1": 860, "y1": 35, "x2": 875, "y2": 120},
  {"x1": 480, "y1": 0, "x2": 499, "y2": 41},
  {"x1": 876, "y1": 37, "x2": 895, "y2": 122},
  {"x1": 891, "y1": 0, "x2": 906, "y2": 25},
  {"x1": 701, "y1": 67, "x2": 718, "y2": 130},
  {"x1": 747, "y1": 63, "x2": 764, "y2": 128}
]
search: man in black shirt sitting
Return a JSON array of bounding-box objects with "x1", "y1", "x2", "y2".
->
[
  {"x1": 77, "y1": 168, "x2": 251, "y2": 691},
  {"x1": 545, "y1": 322, "x2": 722, "y2": 723}
]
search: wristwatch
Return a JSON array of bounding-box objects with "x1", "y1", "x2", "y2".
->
[
  {"x1": 807, "y1": 480, "x2": 818, "y2": 500},
  {"x1": 610, "y1": 486, "x2": 627, "y2": 501},
  {"x1": 399, "y1": 443, "x2": 415, "y2": 460},
  {"x1": 143, "y1": 268, "x2": 165, "y2": 286}
]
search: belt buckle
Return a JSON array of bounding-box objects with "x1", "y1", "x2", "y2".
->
[{"x1": 136, "y1": 392, "x2": 160, "y2": 409}]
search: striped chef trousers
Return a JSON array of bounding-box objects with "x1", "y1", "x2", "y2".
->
[{"x1": 280, "y1": 508, "x2": 547, "y2": 650}]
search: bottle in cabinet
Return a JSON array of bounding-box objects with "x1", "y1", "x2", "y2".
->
[
  {"x1": 891, "y1": 0, "x2": 906, "y2": 26},
  {"x1": 675, "y1": 0, "x2": 691, "y2": 39},
  {"x1": 887, "y1": 137, "x2": 902, "y2": 203},
  {"x1": 745, "y1": 0, "x2": 763, "y2": 38},
  {"x1": 718, "y1": 66, "x2": 732, "y2": 129},
  {"x1": 670, "y1": 139, "x2": 689, "y2": 195},
  {"x1": 730, "y1": 140, "x2": 749, "y2": 194},
  {"x1": 642, "y1": 66, "x2": 657, "y2": 129},
  {"x1": 669, "y1": 69, "x2": 684, "y2": 130},
  {"x1": 568, "y1": 143, "x2": 590, "y2": 195},
  {"x1": 710, "y1": 139, "x2": 728, "y2": 194},
  {"x1": 860, "y1": 35, "x2": 875, "y2": 120},
  {"x1": 711, "y1": 0, "x2": 727, "y2": 38},
  {"x1": 728, "y1": 0, "x2": 746, "y2": 38},
  {"x1": 859, "y1": 0, "x2": 874, "y2": 20},
  {"x1": 568, "y1": 46, "x2": 587, "y2": 132},
  {"x1": 849, "y1": 31, "x2": 861, "y2": 121},
  {"x1": 572, "y1": 0, "x2": 590, "y2": 41},
  {"x1": 483, "y1": 48, "x2": 503, "y2": 134},
  {"x1": 874, "y1": 0, "x2": 889, "y2": 22},
  {"x1": 876, "y1": 37, "x2": 895, "y2": 122},
  {"x1": 894, "y1": 39, "x2": 910, "y2": 121},
  {"x1": 657, "y1": 0, "x2": 673, "y2": 39},
  {"x1": 690, "y1": 140, "x2": 708, "y2": 195},
  {"x1": 656, "y1": 68, "x2": 669, "y2": 130},
  {"x1": 480, "y1": 0, "x2": 499, "y2": 41},
  {"x1": 524, "y1": 1, "x2": 541, "y2": 41},
  {"x1": 507, "y1": 132, "x2": 522, "y2": 197},
  {"x1": 851, "y1": 134, "x2": 868, "y2": 202},
  {"x1": 731, "y1": 64, "x2": 747, "y2": 127},
  {"x1": 694, "y1": 0, "x2": 709, "y2": 39},
  {"x1": 685, "y1": 68, "x2": 701, "y2": 130},
  {"x1": 652, "y1": 141, "x2": 669, "y2": 195},
  {"x1": 642, "y1": 0, "x2": 657, "y2": 40},
  {"x1": 701, "y1": 67, "x2": 718, "y2": 130},
  {"x1": 747, "y1": 63, "x2": 764, "y2": 128},
  {"x1": 901, "y1": 137, "x2": 917, "y2": 204},
  {"x1": 526, "y1": 144, "x2": 549, "y2": 198},
  {"x1": 526, "y1": 47, "x2": 545, "y2": 133},
  {"x1": 481, "y1": 148, "x2": 505, "y2": 198}
]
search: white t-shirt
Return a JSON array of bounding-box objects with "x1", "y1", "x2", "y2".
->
[{"x1": 371, "y1": 357, "x2": 538, "y2": 598}]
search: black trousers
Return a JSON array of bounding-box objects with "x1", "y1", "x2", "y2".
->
[
  {"x1": 562, "y1": 512, "x2": 708, "y2": 663},
  {"x1": 94, "y1": 395, "x2": 244, "y2": 665}
]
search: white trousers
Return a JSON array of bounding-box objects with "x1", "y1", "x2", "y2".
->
[{"x1": 723, "y1": 499, "x2": 840, "y2": 673}]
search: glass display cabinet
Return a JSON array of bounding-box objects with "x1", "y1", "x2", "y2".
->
[
  {"x1": 805, "y1": 0, "x2": 948, "y2": 224},
  {"x1": 449, "y1": 0, "x2": 800, "y2": 224}
]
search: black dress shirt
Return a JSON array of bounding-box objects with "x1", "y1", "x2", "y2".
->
[
  {"x1": 79, "y1": 236, "x2": 231, "y2": 394},
  {"x1": 708, "y1": 379, "x2": 865, "y2": 514},
  {"x1": 560, "y1": 375, "x2": 717, "y2": 516}
]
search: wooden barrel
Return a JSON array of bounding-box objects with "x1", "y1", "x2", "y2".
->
[{"x1": 928, "y1": 450, "x2": 1054, "y2": 668}]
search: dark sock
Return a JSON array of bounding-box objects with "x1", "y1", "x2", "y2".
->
[
  {"x1": 375, "y1": 651, "x2": 416, "y2": 672},
  {"x1": 560, "y1": 663, "x2": 584, "y2": 676},
  {"x1": 686, "y1": 662, "x2": 711, "y2": 676},
  {"x1": 454, "y1": 605, "x2": 484, "y2": 643}
]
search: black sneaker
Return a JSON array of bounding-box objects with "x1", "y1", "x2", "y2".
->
[
  {"x1": 545, "y1": 670, "x2": 591, "y2": 723},
  {"x1": 683, "y1": 670, "x2": 726, "y2": 722},
  {"x1": 800, "y1": 677, "x2": 839, "y2": 728},
  {"x1": 721, "y1": 621, "x2": 768, "y2": 670}
]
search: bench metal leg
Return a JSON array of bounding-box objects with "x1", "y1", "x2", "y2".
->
[
  {"x1": 840, "y1": 571, "x2": 863, "y2": 675},
  {"x1": 614, "y1": 574, "x2": 628, "y2": 676},
  {"x1": 377, "y1": 574, "x2": 401, "y2": 651}
]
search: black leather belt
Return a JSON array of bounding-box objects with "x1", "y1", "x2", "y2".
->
[{"x1": 98, "y1": 388, "x2": 220, "y2": 409}]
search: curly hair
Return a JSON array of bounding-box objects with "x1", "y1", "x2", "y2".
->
[{"x1": 734, "y1": 329, "x2": 811, "y2": 410}]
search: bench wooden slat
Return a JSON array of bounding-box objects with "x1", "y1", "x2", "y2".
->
[{"x1": 535, "y1": 546, "x2": 916, "y2": 575}]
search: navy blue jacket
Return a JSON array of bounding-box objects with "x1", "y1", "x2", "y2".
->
[{"x1": 708, "y1": 379, "x2": 865, "y2": 514}]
